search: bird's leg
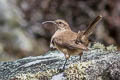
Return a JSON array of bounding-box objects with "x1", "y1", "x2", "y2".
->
[
  {"x1": 62, "y1": 58, "x2": 68, "y2": 70},
  {"x1": 59, "y1": 54, "x2": 69, "y2": 72},
  {"x1": 79, "y1": 56, "x2": 81, "y2": 61},
  {"x1": 79, "y1": 52, "x2": 83, "y2": 62},
  {"x1": 63, "y1": 53, "x2": 70, "y2": 69},
  {"x1": 62, "y1": 53, "x2": 69, "y2": 70}
]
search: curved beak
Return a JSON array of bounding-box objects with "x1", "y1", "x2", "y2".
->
[{"x1": 42, "y1": 21, "x2": 56, "y2": 25}]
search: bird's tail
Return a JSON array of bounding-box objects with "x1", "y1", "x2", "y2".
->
[
  {"x1": 83, "y1": 15, "x2": 103, "y2": 37},
  {"x1": 76, "y1": 15, "x2": 103, "y2": 45}
]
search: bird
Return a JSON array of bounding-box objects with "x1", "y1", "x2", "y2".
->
[{"x1": 42, "y1": 15, "x2": 102, "y2": 70}]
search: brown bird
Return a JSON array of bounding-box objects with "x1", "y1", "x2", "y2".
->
[{"x1": 42, "y1": 15, "x2": 102, "y2": 70}]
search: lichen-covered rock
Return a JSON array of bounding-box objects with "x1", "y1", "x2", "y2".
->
[
  {"x1": 11, "y1": 69, "x2": 59, "y2": 80},
  {"x1": 0, "y1": 44, "x2": 120, "y2": 80}
]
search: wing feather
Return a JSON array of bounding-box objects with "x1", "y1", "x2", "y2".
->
[{"x1": 53, "y1": 37, "x2": 87, "y2": 50}]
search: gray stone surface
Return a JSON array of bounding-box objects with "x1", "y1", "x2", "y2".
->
[{"x1": 0, "y1": 46, "x2": 120, "y2": 80}]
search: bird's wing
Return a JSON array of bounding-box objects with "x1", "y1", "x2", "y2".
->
[{"x1": 53, "y1": 36, "x2": 87, "y2": 50}]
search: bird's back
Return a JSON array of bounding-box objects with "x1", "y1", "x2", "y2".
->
[
  {"x1": 55, "y1": 30, "x2": 77, "y2": 42},
  {"x1": 51, "y1": 30, "x2": 87, "y2": 51},
  {"x1": 51, "y1": 30, "x2": 77, "y2": 46}
]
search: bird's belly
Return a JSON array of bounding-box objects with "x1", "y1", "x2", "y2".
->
[
  {"x1": 55, "y1": 44, "x2": 83, "y2": 56},
  {"x1": 69, "y1": 49, "x2": 83, "y2": 55}
]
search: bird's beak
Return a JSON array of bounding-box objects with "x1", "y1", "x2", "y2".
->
[{"x1": 42, "y1": 21, "x2": 56, "y2": 25}]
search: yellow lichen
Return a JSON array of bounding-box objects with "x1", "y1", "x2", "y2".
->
[
  {"x1": 92, "y1": 42, "x2": 105, "y2": 50},
  {"x1": 64, "y1": 61, "x2": 92, "y2": 80},
  {"x1": 13, "y1": 69, "x2": 58, "y2": 80},
  {"x1": 106, "y1": 45, "x2": 117, "y2": 52},
  {"x1": 92, "y1": 42, "x2": 118, "y2": 52}
]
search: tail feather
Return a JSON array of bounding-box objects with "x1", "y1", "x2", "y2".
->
[
  {"x1": 83, "y1": 15, "x2": 103, "y2": 37},
  {"x1": 76, "y1": 15, "x2": 102, "y2": 44}
]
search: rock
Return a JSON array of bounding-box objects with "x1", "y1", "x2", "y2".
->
[{"x1": 0, "y1": 44, "x2": 120, "y2": 80}]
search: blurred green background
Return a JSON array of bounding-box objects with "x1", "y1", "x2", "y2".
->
[{"x1": 0, "y1": 0, "x2": 120, "y2": 61}]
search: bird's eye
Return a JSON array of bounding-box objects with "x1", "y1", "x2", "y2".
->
[{"x1": 59, "y1": 22, "x2": 62, "y2": 24}]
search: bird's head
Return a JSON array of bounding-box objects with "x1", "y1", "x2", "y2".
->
[{"x1": 42, "y1": 19, "x2": 71, "y2": 30}]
